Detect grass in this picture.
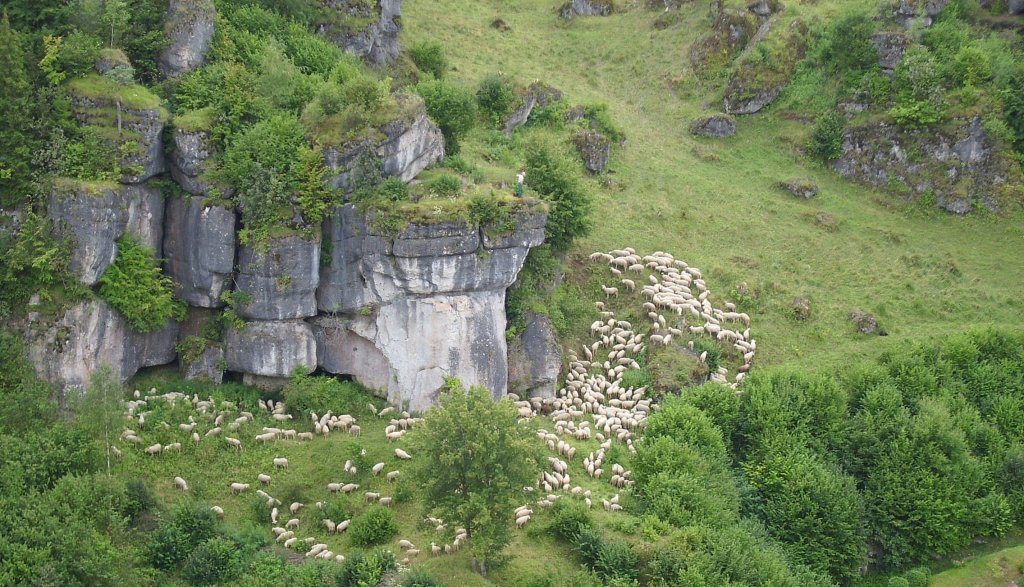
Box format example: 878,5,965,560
68,74,166,112
119,371,632,586
175,107,216,133
402,0,1024,374
929,545,1024,587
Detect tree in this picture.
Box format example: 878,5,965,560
74,364,126,477
523,138,593,251
102,0,130,48
0,14,36,207
409,379,539,575
414,79,477,153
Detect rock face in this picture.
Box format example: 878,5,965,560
560,0,614,18
235,234,321,321
833,117,1023,214
777,177,818,199
225,320,317,378
325,98,444,189
571,130,611,173
690,114,737,138
723,20,808,115
893,0,949,28
169,127,215,195
71,95,167,184
507,312,562,399
315,204,548,411
26,300,179,393
747,0,781,18
181,346,224,384
318,0,402,67
159,0,216,78
1010,0,1024,14
503,82,563,135
871,31,912,73
124,184,165,254
689,9,756,74
163,196,236,307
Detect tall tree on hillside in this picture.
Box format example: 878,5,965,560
410,380,540,575
74,365,126,477
0,14,36,207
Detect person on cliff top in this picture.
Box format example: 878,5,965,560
515,170,525,197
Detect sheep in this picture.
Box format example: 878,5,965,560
276,531,295,543
165,442,182,452
336,519,350,533
174,476,189,491
378,497,393,507
283,537,298,549
143,443,162,456
364,491,381,503
431,543,441,556
110,445,122,459
273,457,289,469
230,482,250,494
341,483,360,493
210,505,225,519
515,515,531,529
601,285,619,298
395,448,412,460
386,470,400,483
286,518,300,529
191,432,201,444
297,432,314,441
323,519,336,534
179,422,196,434
399,539,416,550
225,437,242,450
258,473,271,486
272,413,292,422
289,502,303,515
407,548,421,557
349,425,361,437
327,483,343,493
371,462,386,476
271,507,279,524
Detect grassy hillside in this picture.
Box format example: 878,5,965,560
402,0,1024,370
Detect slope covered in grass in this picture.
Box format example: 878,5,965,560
402,0,1024,370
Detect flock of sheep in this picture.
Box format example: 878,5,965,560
111,248,754,569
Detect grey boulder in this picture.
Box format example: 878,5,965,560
159,0,217,78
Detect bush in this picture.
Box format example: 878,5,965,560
904,567,930,587
807,112,845,161
282,373,370,419
348,506,399,547
887,577,910,587
409,41,447,79
817,12,877,77
376,176,410,202
468,193,512,229
98,235,186,333
426,173,462,197
334,549,397,587
548,500,593,540
123,479,155,520
415,79,478,153
477,74,518,126
401,568,443,587
340,74,390,113
184,537,241,586
523,138,593,251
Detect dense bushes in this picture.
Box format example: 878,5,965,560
476,74,518,126
183,536,242,585
409,41,448,79
282,372,375,418
523,138,593,251
807,112,845,161
98,235,186,333
348,506,399,547
334,549,397,587
414,79,478,152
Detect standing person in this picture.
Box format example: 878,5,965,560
515,170,525,197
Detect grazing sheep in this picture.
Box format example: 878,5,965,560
290,502,303,515
283,537,298,549
336,519,350,533
165,442,181,452
341,483,359,493
395,448,411,460
386,470,400,483
378,497,392,507
399,539,415,550
601,286,619,298
349,425,361,437
174,477,189,492
372,462,386,476
191,432,200,444
225,437,242,450
210,505,224,519
110,445,122,459
272,413,292,422
364,492,380,503
258,473,271,486
327,483,343,493
285,518,300,529
431,543,441,556
230,482,250,494
324,519,336,534
271,507,279,524
273,457,289,468
516,515,530,529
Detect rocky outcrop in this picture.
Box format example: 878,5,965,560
560,0,613,18
892,0,949,28
507,312,562,399
163,195,236,307
159,0,216,78
503,82,564,135
833,117,1023,214
318,0,402,67
235,234,321,321
689,9,756,74
723,20,807,115
181,346,224,384
49,182,164,286
747,0,781,19
1010,0,1024,14
871,31,912,73
690,114,737,138
70,94,167,184
224,320,317,379
314,203,548,411
777,177,818,199
26,299,179,393
170,126,215,195
325,98,444,189
571,130,611,173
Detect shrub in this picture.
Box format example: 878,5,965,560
903,567,930,587
98,235,186,333
817,12,877,77
184,537,241,586
415,79,478,153
334,549,397,587
807,112,845,161
409,41,447,79
282,373,370,418
341,74,390,113
548,500,593,540
887,578,910,587
468,193,512,230
401,568,443,587
426,173,462,197
376,177,410,202
476,74,518,126
348,506,399,547
951,45,992,87
123,479,155,520
524,138,593,251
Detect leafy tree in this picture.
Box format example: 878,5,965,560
808,112,845,162
414,79,478,153
818,12,878,78
523,138,593,251
476,74,517,126
1003,67,1024,152
745,445,867,583
409,41,447,79
0,332,55,433
102,0,130,48
98,234,186,332
0,14,36,206
410,379,540,575
73,365,126,477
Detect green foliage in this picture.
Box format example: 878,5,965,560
348,506,400,547
887,577,910,587
0,211,84,319
401,568,443,587
415,79,478,152
0,15,35,205
148,503,219,571
425,173,462,197
341,74,391,113
643,396,728,459
680,384,742,444
0,332,56,433
476,74,518,126
467,193,513,230
282,373,374,418
571,526,639,583
410,380,540,574
523,137,593,251
0,424,99,491
40,126,122,181
375,176,410,202
177,335,208,365
1003,68,1024,152
334,549,397,587
409,41,448,79
72,365,126,477
890,47,945,128
903,567,930,587
184,536,242,586
807,112,845,162
98,234,186,333
817,11,878,78
889,100,944,129
547,500,594,541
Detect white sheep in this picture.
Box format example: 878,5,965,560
289,502,303,515
210,505,225,519
515,515,530,529
143,443,162,456
379,497,393,507
395,448,411,460
285,518,300,529
372,462,386,476
230,482,250,494
225,437,242,450
258,473,271,486
336,519,350,533
349,425,361,436
174,476,189,491
386,470,400,483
